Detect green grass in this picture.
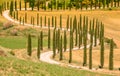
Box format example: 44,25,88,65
0,36,49,49
0,56,112,76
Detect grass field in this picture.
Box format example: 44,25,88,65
0,56,112,76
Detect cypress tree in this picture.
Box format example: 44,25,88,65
27,34,32,56
70,17,72,30
109,39,114,70
89,28,93,69
94,20,98,46
69,29,73,63
83,27,87,66
7,2,9,10
15,0,17,11
37,13,39,26
89,20,92,33
64,30,67,52
52,16,54,27
37,34,40,59
20,16,21,25
33,17,35,27
75,25,78,46
40,31,43,50
0,5,2,16
59,36,63,60
78,30,82,48
19,0,21,11
66,15,69,30
31,16,33,25
10,1,14,16
45,16,46,26
53,29,56,58
25,0,27,11
40,16,42,27
60,14,62,29
16,11,18,20
80,1,83,10
37,0,40,11
57,29,60,53
13,11,15,19
25,13,27,23
100,38,104,68
73,15,77,32
48,18,50,28
55,16,57,29
48,28,51,49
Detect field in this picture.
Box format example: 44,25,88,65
0,0,120,76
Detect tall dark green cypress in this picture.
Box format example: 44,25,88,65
37,13,39,26
37,34,40,59
40,31,43,50
109,39,114,70
27,34,32,56
23,17,24,25
83,21,87,66
57,29,60,53
20,16,21,24
10,1,13,16
45,16,46,26
55,16,57,29
48,18,50,28
16,11,18,20
69,29,73,63
64,30,67,52
25,13,27,23
25,0,27,10
48,28,51,49
66,15,69,30
89,27,93,69
94,19,98,46
60,14,62,29
53,29,56,58
15,0,17,11
37,0,40,11
75,25,78,46
0,5,2,16
59,36,63,60
100,38,104,68
52,16,54,27
33,17,35,27
19,0,21,11
40,16,42,27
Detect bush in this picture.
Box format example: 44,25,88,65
10,29,18,36
3,21,13,30
9,50,15,56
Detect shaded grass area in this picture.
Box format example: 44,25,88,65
0,56,112,76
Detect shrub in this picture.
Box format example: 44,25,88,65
10,29,18,36
9,50,15,56
3,21,13,30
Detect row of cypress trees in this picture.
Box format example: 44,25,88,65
27,14,114,70
1,0,119,15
